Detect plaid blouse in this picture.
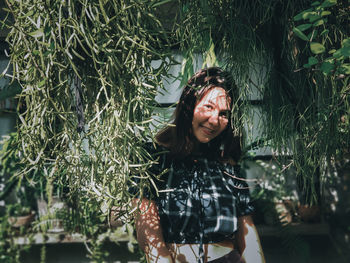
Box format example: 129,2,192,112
142,143,254,245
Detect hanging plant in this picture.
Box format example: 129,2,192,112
260,0,349,204
293,0,350,76
3,0,174,259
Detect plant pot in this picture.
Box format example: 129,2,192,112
36,197,66,232
298,204,321,223
110,206,127,228
263,201,292,226
37,198,48,218
8,211,35,228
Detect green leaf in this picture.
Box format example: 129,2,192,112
303,57,319,68
308,57,319,66
303,11,317,20
43,50,51,57
342,38,350,47
293,12,304,21
28,28,44,38
293,8,313,21
203,40,217,68
320,61,334,74
313,19,324,26
333,49,343,58
340,47,350,57
309,14,322,23
17,9,34,19
321,0,337,8
310,42,326,54
297,24,312,31
339,63,350,75
311,1,321,6
321,11,331,16
25,10,34,17
320,29,329,36
44,25,51,37
151,0,173,8
38,79,46,88
293,27,309,41
49,41,55,51
328,49,336,54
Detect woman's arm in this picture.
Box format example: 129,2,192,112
236,215,266,263
133,198,174,263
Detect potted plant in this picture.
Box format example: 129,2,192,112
1,133,39,231
7,203,35,228
247,158,299,226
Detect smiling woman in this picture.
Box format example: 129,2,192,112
133,67,265,263
155,67,240,160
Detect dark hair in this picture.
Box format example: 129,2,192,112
155,67,242,162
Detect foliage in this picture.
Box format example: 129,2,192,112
0,133,38,221
247,157,297,225
0,208,32,263
293,0,350,75
293,0,349,203
4,0,172,222
3,0,174,260
7,203,31,217
0,133,35,261
263,0,349,203
251,159,297,201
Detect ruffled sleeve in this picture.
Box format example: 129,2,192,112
223,164,255,217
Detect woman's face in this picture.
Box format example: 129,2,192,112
192,87,231,143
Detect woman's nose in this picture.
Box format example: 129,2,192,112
208,111,219,126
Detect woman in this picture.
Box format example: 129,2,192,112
133,67,265,263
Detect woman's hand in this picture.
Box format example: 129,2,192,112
236,215,266,263
133,198,174,263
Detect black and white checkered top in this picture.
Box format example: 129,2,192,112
142,143,254,245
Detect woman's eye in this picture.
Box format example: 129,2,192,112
204,104,213,110
220,111,229,118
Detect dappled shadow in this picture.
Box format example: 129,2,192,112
134,198,173,262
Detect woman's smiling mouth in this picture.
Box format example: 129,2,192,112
201,125,215,135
